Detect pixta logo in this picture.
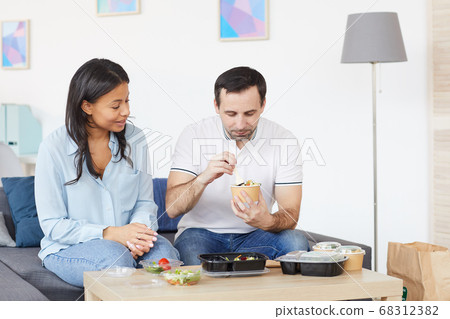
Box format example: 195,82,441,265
191,138,326,167
127,128,173,175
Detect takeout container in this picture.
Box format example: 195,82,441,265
102,266,135,277
336,245,365,271
276,251,348,277
275,251,306,275
312,241,341,252
127,276,163,288
231,184,260,202
198,252,268,272
162,269,202,286
299,251,348,277
139,259,183,275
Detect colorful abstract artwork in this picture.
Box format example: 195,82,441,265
219,0,268,41
1,20,29,69
97,0,140,16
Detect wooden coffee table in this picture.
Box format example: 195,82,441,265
83,266,402,301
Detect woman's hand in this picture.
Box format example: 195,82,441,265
103,223,158,259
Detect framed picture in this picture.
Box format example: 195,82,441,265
219,0,269,41
1,20,30,69
97,0,140,17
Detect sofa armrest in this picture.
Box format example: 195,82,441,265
300,230,372,270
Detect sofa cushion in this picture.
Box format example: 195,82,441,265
0,187,15,239
0,261,49,301
1,177,44,247
159,231,175,244
0,247,83,301
153,178,182,232
0,212,15,247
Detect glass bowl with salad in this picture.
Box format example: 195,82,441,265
140,258,183,275
162,269,202,286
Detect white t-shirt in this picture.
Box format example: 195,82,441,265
171,116,302,239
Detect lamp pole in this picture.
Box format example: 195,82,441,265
372,62,378,272
341,12,407,273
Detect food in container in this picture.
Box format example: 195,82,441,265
275,251,307,275
298,251,348,277
241,180,260,186
336,245,365,271
198,252,268,272
231,180,261,202
312,241,341,252
163,269,201,286
140,258,183,275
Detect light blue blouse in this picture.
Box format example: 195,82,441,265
35,124,157,261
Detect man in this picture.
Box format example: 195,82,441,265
166,66,309,265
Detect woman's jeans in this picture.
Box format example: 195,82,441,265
174,228,310,265
43,236,179,287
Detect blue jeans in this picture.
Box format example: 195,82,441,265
43,236,179,287
174,228,310,265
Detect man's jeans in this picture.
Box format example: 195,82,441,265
43,236,179,287
174,228,310,265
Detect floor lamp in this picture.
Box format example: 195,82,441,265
341,12,407,271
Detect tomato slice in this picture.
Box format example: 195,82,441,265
158,258,171,271
158,258,169,265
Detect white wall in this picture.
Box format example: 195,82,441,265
0,0,429,273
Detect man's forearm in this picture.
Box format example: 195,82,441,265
264,209,299,233
165,177,207,218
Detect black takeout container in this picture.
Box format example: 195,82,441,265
198,252,268,272
276,251,306,275
299,257,348,277
277,251,348,276
279,260,301,275
279,257,348,276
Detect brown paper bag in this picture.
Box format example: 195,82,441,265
387,242,450,301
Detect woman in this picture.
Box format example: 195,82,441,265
35,58,179,287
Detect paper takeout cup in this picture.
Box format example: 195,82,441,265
231,184,260,202
337,246,365,271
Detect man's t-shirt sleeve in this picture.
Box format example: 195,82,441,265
170,125,200,177
274,136,303,186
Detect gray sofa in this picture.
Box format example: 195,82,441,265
0,180,372,301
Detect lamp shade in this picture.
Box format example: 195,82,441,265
341,12,407,63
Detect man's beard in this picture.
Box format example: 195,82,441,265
226,127,256,141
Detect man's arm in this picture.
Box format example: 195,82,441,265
166,152,237,218
165,171,206,218
230,185,302,232
270,185,302,232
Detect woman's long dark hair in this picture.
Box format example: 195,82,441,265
65,58,131,185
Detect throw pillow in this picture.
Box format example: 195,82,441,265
0,212,15,247
1,176,44,247
153,178,182,232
